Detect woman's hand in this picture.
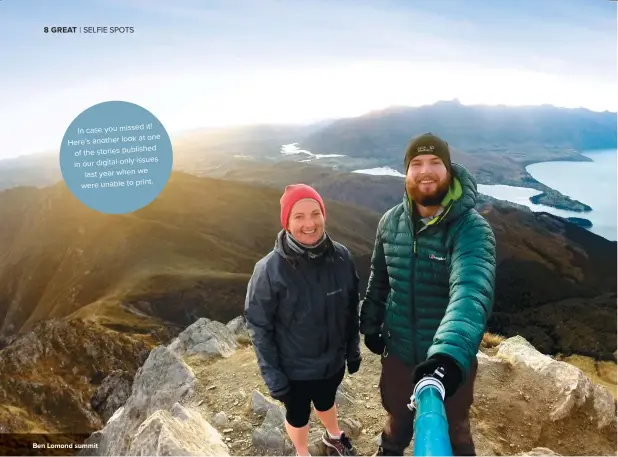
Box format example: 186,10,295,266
271,388,293,405
347,358,361,375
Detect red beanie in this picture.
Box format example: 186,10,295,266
280,184,326,230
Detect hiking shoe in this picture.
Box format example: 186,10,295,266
322,431,357,456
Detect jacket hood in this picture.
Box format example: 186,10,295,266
274,229,289,258
404,162,478,224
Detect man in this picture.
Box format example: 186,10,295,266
360,132,497,456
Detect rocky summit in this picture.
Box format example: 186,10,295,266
76,316,617,457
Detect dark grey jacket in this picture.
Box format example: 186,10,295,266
244,229,361,396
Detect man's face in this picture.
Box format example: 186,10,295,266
405,154,451,206
287,198,325,245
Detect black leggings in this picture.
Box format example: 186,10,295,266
283,365,346,428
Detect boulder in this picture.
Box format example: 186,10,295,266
250,390,281,416
78,345,197,455
90,370,132,422
169,318,238,359
473,336,617,456
226,316,251,343
496,335,615,427
127,403,229,456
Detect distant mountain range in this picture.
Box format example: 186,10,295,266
3,101,614,214
299,100,617,160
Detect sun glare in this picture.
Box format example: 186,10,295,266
0,60,612,159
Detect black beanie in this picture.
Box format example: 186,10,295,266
404,132,452,174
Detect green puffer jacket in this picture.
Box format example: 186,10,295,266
359,163,496,383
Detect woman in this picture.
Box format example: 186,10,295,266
244,183,361,456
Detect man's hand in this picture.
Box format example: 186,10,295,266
364,333,385,355
347,358,361,375
411,354,463,398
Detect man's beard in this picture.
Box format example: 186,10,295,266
406,173,451,207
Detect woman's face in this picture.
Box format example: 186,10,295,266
288,198,325,246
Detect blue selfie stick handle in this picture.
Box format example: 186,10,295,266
407,376,453,456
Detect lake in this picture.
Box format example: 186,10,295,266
524,149,617,241
477,149,616,241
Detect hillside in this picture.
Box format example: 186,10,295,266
214,160,405,214
477,204,616,358
0,153,61,191
0,172,380,340
0,318,154,436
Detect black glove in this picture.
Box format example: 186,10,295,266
411,354,463,399
271,388,292,405
364,333,385,355
347,358,361,375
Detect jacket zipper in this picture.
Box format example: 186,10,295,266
409,202,452,363
406,197,418,363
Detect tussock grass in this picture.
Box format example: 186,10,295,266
481,332,506,348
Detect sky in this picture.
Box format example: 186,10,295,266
0,0,615,159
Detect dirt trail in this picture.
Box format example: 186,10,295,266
184,342,617,456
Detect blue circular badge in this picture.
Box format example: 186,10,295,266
59,101,173,214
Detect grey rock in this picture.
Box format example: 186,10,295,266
252,426,294,455
308,429,327,456
251,390,281,416
90,370,132,422
496,336,616,427
262,406,285,429
76,431,103,456
212,411,228,428
79,345,197,455
226,316,250,342
127,403,229,456
170,318,238,359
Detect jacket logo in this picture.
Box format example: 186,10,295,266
326,289,342,296
429,254,446,261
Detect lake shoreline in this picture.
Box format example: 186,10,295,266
478,151,599,212
521,149,613,212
